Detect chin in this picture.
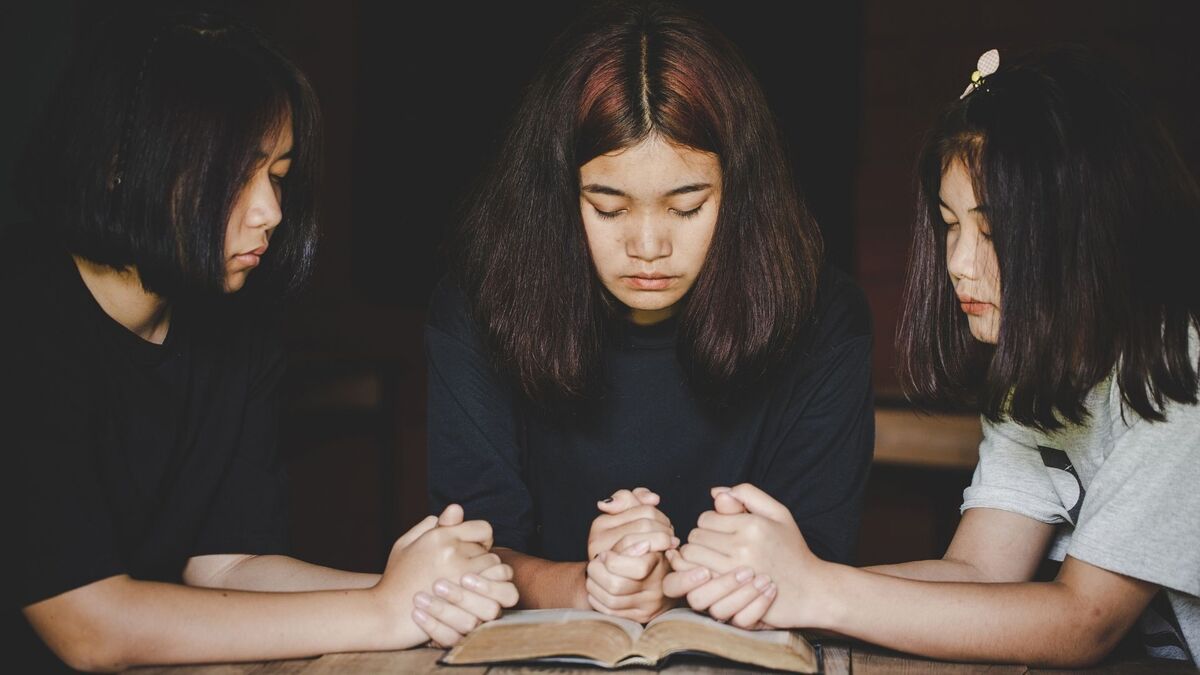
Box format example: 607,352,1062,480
615,292,682,312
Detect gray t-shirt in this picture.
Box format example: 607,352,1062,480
961,332,1200,663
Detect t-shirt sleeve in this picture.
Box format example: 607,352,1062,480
425,280,534,552
191,328,288,557
6,339,125,607
1066,396,1200,597
751,332,875,565
960,419,1071,524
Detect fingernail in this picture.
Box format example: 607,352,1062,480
631,541,650,555
691,567,710,582
735,568,753,583
600,497,613,503
462,574,483,590
433,580,450,596
413,608,430,622
671,536,680,548
766,583,778,598
754,575,771,591
598,551,608,562
414,592,432,609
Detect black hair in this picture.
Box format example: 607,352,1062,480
19,10,321,300
454,1,822,406
897,46,1200,430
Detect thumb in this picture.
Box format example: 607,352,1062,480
394,514,438,550
727,484,792,522
597,489,640,514
713,490,747,515
438,503,465,526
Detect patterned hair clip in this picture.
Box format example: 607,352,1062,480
960,49,1000,99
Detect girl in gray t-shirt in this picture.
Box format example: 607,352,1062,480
657,46,1200,667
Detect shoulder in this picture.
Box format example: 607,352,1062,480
802,265,873,356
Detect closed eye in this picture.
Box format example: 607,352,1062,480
671,204,704,219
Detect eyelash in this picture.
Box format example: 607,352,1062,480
593,205,704,219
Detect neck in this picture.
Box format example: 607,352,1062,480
72,255,172,344
628,304,678,326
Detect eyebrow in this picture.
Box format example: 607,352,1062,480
937,198,986,214
581,182,713,198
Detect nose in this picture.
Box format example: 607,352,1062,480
946,226,978,282
625,211,671,262
243,172,283,233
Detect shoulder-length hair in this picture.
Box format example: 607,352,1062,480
19,10,321,300
897,46,1200,430
454,1,822,405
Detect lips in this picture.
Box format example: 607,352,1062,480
231,244,268,270
956,293,990,316
624,273,675,291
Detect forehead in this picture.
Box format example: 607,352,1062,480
580,136,719,193
938,158,977,210
260,115,294,157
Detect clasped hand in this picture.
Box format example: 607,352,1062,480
585,487,680,624
661,484,822,630
375,503,519,648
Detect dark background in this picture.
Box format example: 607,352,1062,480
4,1,1198,573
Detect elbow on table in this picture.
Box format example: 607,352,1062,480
42,626,129,673
1031,614,1128,669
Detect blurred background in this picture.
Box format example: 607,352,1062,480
3,0,1198,572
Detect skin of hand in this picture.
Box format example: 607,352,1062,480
376,504,519,648
585,487,681,623
672,484,817,628
663,486,777,629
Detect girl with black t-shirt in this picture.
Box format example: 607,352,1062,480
5,12,514,671
427,2,874,625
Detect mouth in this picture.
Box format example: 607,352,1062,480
623,273,676,291
957,294,991,317
231,244,268,269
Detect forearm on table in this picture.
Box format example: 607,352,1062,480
185,554,380,592
25,575,411,672
863,557,990,582
814,563,1136,667
496,548,588,609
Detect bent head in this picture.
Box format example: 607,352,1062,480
580,136,720,325
898,46,1200,429
23,11,321,300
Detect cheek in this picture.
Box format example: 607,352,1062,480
581,217,621,275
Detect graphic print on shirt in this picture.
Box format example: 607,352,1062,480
1139,593,1194,662
1038,446,1085,524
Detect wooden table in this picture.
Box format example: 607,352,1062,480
130,642,1198,674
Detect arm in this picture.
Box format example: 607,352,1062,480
183,554,378,591
24,574,416,673
24,512,507,672
813,554,1155,667
678,484,1156,668
864,507,1057,582
498,548,589,609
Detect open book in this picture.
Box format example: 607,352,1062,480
441,608,820,672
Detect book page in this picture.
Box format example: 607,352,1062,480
635,608,818,672
441,609,646,667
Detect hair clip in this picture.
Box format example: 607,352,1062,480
960,49,1000,99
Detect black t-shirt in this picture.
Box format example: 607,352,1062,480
426,267,874,564
2,247,288,670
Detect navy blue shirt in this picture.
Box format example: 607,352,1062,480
426,267,874,564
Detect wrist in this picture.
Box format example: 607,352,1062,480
367,584,425,650
802,560,851,632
